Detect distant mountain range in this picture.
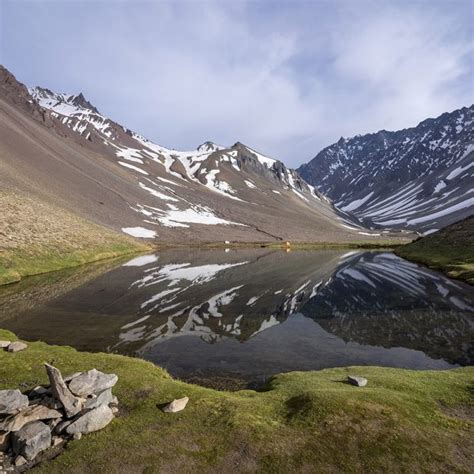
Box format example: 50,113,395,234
298,106,474,234
0,65,380,244
1,64,472,242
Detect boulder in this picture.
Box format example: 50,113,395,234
0,431,10,452
66,405,114,435
161,397,189,413
0,341,11,349
347,376,368,387
68,369,118,397
44,363,83,418
0,404,62,432
84,388,113,410
0,389,29,415
7,341,27,353
12,421,51,461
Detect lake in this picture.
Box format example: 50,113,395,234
0,249,472,388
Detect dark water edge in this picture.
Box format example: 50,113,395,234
0,249,472,389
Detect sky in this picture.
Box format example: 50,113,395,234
1,0,473,167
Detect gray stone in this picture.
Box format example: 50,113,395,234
0,341,11,349
63,372,82,383
54,420,72,435
111,407,119,415
110,396,119,406
72,432,82,440
12,421,51,461
68,369,118,397
162,396,189,413
0,390,29,415
51,436,63,447
0,431,10,452
84,389,113,410
0,404,62,432
44,363,83,418
29,386,49,398
66,405,114,435
347,376,368,387
14,455,27,467
6,342,27,353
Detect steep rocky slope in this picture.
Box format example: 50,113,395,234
0,65,385,244
298,106,474,233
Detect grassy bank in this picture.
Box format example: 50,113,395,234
395,217,474,284
0,329,472,473
0,192,149,285
156,238,412,251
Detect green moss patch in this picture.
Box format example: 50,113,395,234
0,329,472,473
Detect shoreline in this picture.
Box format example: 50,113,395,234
0,238,411,288
0,328,472,472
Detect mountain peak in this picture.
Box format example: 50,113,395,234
197,141,223,152
71,92,100,114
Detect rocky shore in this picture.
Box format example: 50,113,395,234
0,364,119,472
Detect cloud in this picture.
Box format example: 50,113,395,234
1,0,472,166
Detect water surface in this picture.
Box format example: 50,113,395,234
0,249,472,386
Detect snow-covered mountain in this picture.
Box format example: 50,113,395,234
298,106,474,234
1,65,384,244
28,85,352,239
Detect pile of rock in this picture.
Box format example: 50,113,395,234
0,340,28,353
0,364,119,471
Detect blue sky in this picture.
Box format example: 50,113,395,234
1,0,473,166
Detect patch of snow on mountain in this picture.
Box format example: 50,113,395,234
118,161,148,175
122,226,156,238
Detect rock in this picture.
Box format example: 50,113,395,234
29,386,49,398
54,420,72,434
64,372,82,383
6,342,27,353
44,363,83,418
84,388,113,410
72,432,82,440
0,390,29,415
110,396,119,406
0,341,11,349
12,421,51,461
347,376,368,387
66,405,114,435
51,436,63,447
0,404,62,432
68,369,118,397
0,431,10,452
111,407,119,415
14,455,27,467
161,397,189,413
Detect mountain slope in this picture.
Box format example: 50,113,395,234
0,65,386,244
395,216,474,283
298,106,474,233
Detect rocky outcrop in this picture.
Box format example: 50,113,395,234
0,364,119,471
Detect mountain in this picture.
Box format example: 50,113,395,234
298,106,474,234
395,216,474,283
0,65,387,244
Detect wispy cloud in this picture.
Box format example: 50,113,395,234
1,0,472,166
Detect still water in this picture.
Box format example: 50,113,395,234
0,249,472,386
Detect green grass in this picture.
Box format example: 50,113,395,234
395,217,474,284
0,328,472,473
0,242,148,286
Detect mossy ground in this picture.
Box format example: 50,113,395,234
0,192,149,285
0,329,472,473
395,217,474,284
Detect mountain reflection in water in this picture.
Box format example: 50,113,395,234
0,249,472,383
